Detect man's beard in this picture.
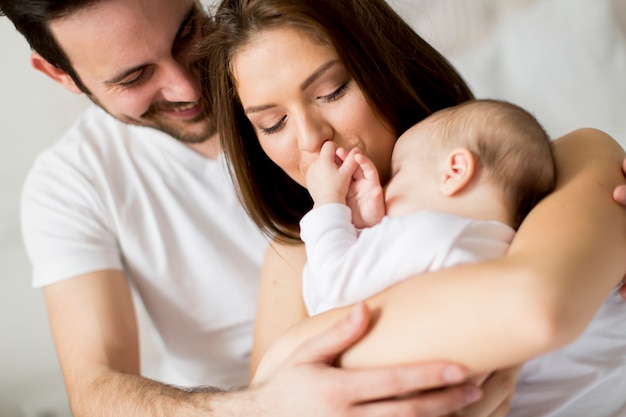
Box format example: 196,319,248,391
87,94,217,144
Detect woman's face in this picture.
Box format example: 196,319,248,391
232,27,397,187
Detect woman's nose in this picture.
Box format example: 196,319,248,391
295,111,333,153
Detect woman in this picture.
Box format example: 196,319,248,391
202,0,626,415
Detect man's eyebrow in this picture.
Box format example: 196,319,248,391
103,4,196,86
244,60,339,114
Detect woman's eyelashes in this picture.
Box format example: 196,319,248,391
260,115,287,135
257,80,351,135
318,80,350,103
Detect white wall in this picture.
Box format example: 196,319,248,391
0,16,89,417
395,0,626,143
0,0,624,416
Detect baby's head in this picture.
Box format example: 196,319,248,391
385,99,556,229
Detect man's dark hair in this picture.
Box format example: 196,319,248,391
0,0,98,91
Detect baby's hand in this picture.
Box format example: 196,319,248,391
306,142,359,206
336,148,385,228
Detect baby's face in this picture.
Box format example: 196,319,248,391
384,123,440,217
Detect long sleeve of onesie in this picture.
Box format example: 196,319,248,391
300,203,513,315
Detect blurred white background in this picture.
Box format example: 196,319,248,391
0,15,89,417
1,0,624,416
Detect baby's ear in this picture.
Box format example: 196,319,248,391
440,148,475,196
30,52,82,94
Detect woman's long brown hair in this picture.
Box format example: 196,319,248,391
200,0,474,243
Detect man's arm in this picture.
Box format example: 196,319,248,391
47,270,481,417
45,270,213,416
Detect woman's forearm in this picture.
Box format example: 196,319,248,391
268,128,626,376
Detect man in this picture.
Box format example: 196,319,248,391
0,0,539,415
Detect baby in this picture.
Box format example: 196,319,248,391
301,99,556,315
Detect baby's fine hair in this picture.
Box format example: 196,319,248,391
429,99,556,229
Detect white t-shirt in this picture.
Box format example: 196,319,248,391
21,106,269,389
300,203,514,315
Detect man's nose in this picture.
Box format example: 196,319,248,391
159,59,201,104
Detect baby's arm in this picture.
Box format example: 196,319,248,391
301,145,386,313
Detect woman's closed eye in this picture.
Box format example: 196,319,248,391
257,81,351,135
318,80,350,103
260,115,287,135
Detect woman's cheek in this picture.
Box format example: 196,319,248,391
260,140,306,185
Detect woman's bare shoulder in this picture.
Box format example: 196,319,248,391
263,239,307,275
553,127,622,147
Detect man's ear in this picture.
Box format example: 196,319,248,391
30,52,82,94
441,148,475,196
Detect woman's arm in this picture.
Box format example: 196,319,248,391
260,128,626,376
250,242,309,375
250,244,496,416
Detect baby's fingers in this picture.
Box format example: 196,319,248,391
338,148,361,176
320,141,339,162
354,152,381,186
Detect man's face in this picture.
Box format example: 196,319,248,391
49,0,214,143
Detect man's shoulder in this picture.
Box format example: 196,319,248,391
35,106,168,165
63,105,162,145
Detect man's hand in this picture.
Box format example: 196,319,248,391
460,365,521,417
612,157,626,205
249,304,482,417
